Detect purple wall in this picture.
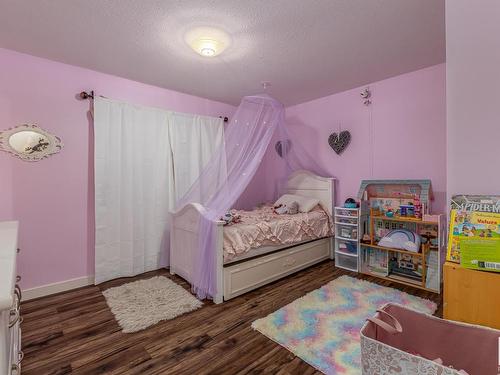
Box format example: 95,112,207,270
0,48,235,289
242,64,447,213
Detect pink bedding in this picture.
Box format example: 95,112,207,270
223,205,332,262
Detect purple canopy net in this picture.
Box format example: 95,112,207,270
175,94,329,300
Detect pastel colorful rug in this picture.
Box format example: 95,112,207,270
252,275,436,374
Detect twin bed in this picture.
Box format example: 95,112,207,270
170,170,335,303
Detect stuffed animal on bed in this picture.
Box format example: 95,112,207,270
273,201,299,215
221,211,242,226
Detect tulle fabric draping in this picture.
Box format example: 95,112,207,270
174,94,327,299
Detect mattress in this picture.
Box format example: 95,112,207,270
223,204,332,262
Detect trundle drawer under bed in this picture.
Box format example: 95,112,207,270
223,238,331,300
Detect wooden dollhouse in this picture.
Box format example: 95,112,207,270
356,180,446,293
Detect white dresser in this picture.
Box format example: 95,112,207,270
0,221,22,375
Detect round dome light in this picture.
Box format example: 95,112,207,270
200,47,216,56
197,39,218,56
185,27,231,57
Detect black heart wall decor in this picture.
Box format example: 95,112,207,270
275,139,292,157
328,131,351,155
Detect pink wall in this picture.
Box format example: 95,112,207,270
446,0,500,200
0,48,234,289
0,84,14,220
243,64,447,213
1,46,446,290
0,157,13,220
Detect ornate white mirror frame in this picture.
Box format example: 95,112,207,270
0,124,63,161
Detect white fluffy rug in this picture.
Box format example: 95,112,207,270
102,276,203,333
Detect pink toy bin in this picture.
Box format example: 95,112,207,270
360,303,500,375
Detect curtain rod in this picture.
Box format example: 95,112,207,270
79,90,94,100
78,91,229,123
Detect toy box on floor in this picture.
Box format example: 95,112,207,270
361,303,500,375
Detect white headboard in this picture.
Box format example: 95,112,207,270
286,170,335,216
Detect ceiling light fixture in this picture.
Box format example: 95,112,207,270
197,39,218,57
185,27,231,58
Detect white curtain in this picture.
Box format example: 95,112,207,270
94,97,223,284
168,113,224,202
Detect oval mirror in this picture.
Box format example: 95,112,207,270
0,124,63,161
8,131,50,154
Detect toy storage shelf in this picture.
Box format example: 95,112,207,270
334,206,367,272
359,210,444,293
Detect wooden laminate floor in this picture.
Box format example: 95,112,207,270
20,261,442,375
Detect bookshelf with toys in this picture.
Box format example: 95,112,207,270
356,180,446,293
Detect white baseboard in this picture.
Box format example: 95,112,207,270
22,275,95,301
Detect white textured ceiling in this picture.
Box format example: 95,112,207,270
0,0,445,106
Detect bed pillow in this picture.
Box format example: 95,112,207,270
274,194,320,213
